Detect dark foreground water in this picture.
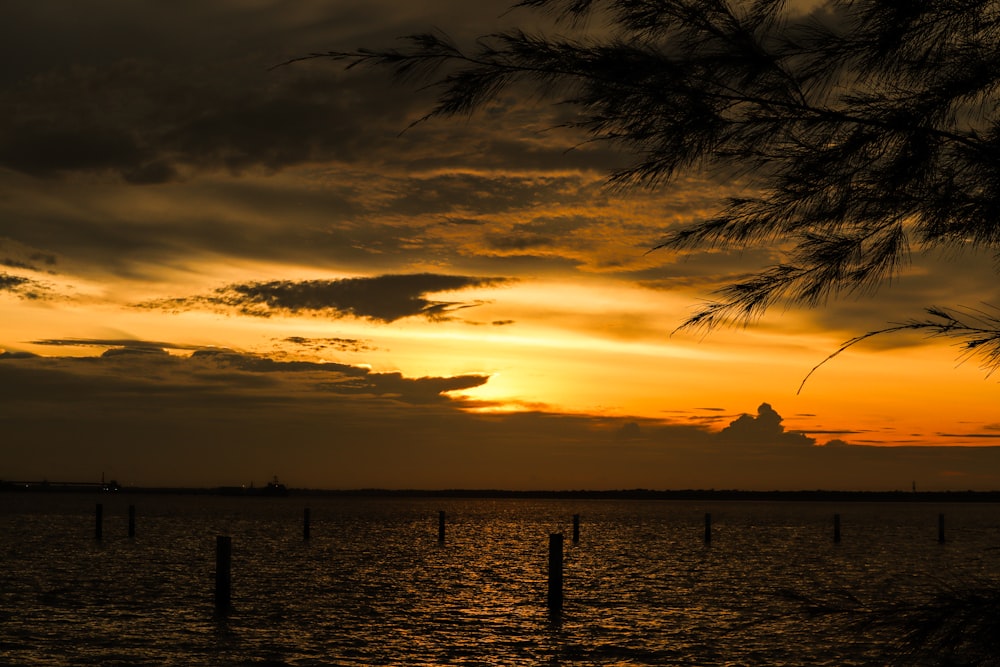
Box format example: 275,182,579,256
2,494,999,666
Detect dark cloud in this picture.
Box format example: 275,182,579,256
485,215,591,253
2,1,998,492
187,348,369,380
0,120,159,182
0,0,910,304
0,345,484,410
0,0,610,186
379,173,600,219
144,274,511,322
0,272,48,300
0,273,29,291
0,350,38,359
30,338,207,352
0,345,500,486
2,250,56,272
0,0,443,184
336,371,489,404
281,336,376,353
2,351,999,490
718,402,816,447
0,12,661,282
0,177,378,279
0,67,380,183
100,346,171,359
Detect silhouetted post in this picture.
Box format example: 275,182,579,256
547,533,564,614
572,514,580,543
938,513,945,544
128,504,136,538
704,513,711,543
95,503,103,540
215,536,232,614
303,508,311,541
438,510,446,543
833,514,841,543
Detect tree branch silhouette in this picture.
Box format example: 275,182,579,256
798,305,1000,394
292,0,1000,377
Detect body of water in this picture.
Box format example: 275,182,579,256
2,494,999,665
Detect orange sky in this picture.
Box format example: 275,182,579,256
2,0,999,490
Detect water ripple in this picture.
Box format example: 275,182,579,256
3,496,999,665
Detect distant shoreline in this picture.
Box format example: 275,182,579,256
3,482,1000,502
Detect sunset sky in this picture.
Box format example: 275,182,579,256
3,0,1000,491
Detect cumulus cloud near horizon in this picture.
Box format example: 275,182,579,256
719,402,817,447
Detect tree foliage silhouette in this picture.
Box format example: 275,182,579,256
295,0,1000,374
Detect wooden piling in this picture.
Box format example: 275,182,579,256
572,514,580,543
215,535,232,614
938,513,945,544
438,510,446,543
833,513,841,543
547,533,564,614
128,504,135,538
704,513,711,543
303,507,311,541
95,503,103,540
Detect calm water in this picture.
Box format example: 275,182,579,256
2,494,999,666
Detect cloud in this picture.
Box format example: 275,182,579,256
2,350,1000,490
0,344,485,411
2,248,57,272
0,5,611,186
0,20,428,183
142,274,511,322
0,343,502,487
484,215,593,253
0,273,29,291
616,421,642,440
3,0,989,327
718,402,816,447
938,432,1000,440
30,338,208,352
281,336,377,353
2,1,1000,493
0,117,167,183
0,272,50,300
0,350,38,359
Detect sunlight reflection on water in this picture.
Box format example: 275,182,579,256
2,495,999,665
